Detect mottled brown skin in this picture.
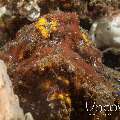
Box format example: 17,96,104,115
0,12,119,120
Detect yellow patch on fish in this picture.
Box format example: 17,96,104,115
35,17,59,39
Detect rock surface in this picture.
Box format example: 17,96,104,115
0,59,34,120
0,60,24,120
89,11,120,49
89,11,120,71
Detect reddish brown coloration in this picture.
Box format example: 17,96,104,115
0,12,119,120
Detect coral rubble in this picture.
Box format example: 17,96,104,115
0,12,119,120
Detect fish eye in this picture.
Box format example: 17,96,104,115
94,33,96,38
106,27,110,30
